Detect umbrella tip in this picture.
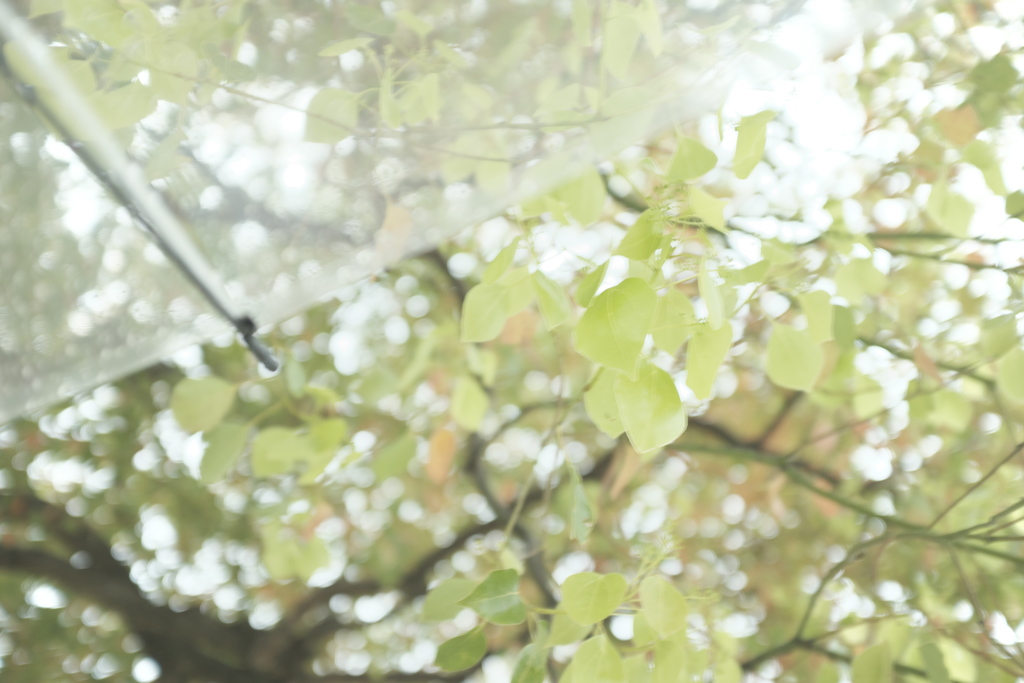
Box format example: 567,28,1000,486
235,316,280,372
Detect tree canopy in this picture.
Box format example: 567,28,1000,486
5,1,1024,683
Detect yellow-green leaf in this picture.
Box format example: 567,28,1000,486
667,137,717,181
734,110,775,179
574,278,657,378
573,636,625,683
532,272,572,329
639,576,688,638
435,627,486,671
699,258,725,330
614,362,688,454
458,569,526,625
422,578,475,621
798,291,834,343
561,572,627,625
576,261,609,307
766,324,824,391
997,347,1024,403
686,323,733,400
615,209,663,260
251,427,316,477
553,168,606,226
171,377,236,433
584,370,624,438
452,376,488,431
926,180,974,237
852,643,892,683
602,3,640,81
318,37,374,56
461,283,509,342
651,288,696,354
688,186,727,233
199,422,248,484
306,88,360,143
547,613,592,646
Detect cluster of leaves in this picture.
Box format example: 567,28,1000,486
10,2,1024,683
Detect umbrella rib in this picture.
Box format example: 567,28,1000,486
0,0,278,371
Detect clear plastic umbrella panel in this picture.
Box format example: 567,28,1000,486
0,0,904,423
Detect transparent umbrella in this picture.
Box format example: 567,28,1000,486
0,0,903,422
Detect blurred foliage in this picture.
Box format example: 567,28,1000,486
5,1,1024,683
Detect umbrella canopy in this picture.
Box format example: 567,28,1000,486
0,0,899,423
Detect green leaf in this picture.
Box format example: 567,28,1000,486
970,54,1018,94
251,427,316,477
422,578,476,621
379,71,402,128
635,0,663,56
835,259,886,302
926,180,974,237
981,314,1018,359
851,643,892,683
372,432,417,479
584,370,625,438
29,0,62,17
686,323,733,400
602,3,641,81
651,288,695,354
666,136,717,181
714,659,742,683
997,347,1024,403
571,0,593,46
570,478,595,543
615,209,663,260
733,110,775,179
561,572,627,625
532,272,572,329
919,642,951,683
461,283,509,342
798,291,834,343
395,9,433,37
699,258,724,330
452,375,488,431
348,4,396,35
458,569,526,625
511,644,547,683
853,375,884,419
498,267,536,316
483,238,521,284
576,261,609,307
632,611,657,646
573,636,625,683
652,639,686,683
435,627,486,671
766,324,824,391
962,140,1007,195
639,576,688,638
614,362,688,454
93,83,156,129
574,278,657,378
927,391,972,433
553,168,606,226
203,45,257,81
305,88,359,142
623,655,652,683
309,418,347,452
171,377,236,433
688,186,727,233
318,37,374,56
547,613,592,646
1006,190,1024,218
199,422,248,484
150,42,197,103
